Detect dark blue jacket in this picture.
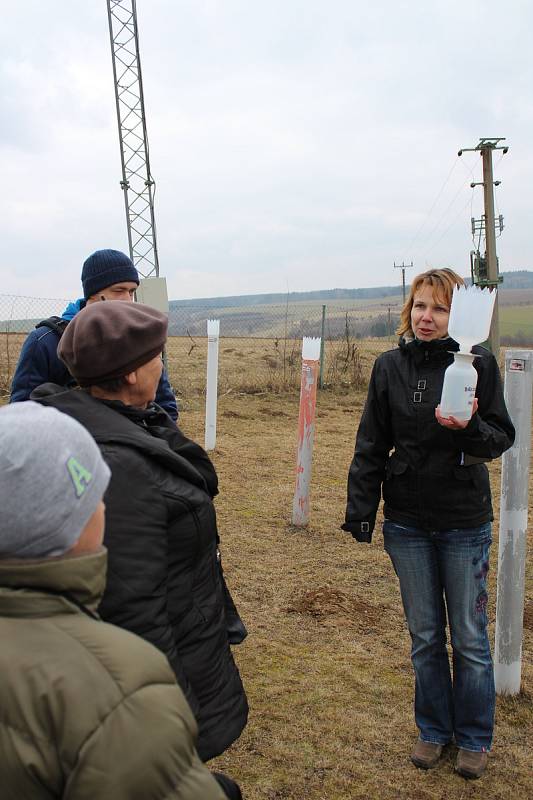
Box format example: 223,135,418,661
9,299,178,421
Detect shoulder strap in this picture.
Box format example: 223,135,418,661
35,317,69,338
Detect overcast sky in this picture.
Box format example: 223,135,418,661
1,0,532,301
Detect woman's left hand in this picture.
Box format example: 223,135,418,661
435,398,478,430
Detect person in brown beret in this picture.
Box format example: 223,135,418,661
33,301,248,766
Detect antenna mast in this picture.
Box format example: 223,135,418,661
106,0,159,278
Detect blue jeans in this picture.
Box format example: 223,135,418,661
383,520,495,752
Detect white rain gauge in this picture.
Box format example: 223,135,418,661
439,285,497,420
205,319,220,451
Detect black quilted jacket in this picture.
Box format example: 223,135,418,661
34,384,248,762
343,337,515,541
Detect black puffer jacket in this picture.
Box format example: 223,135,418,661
34,385,248,762
343,337,515,541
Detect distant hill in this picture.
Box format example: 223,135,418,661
496,270,533,289
170,270,533,308
170,284,403,309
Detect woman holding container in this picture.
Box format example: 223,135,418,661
342,268,514,779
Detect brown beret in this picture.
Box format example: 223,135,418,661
58,301,168,387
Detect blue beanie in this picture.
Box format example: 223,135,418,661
81,249,139,300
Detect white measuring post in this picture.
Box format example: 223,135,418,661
205,319,220,451
292,337,321,526
494,350,532,695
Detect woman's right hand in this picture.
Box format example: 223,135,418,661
435,398,478,430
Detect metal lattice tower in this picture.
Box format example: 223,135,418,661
107,0,159,278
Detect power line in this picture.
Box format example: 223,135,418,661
404,156,460,255
412,178,472,259
424,192,475,261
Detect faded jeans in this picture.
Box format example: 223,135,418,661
383,520,495,752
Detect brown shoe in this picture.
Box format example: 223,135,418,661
411,739,443,769
455,748,488,779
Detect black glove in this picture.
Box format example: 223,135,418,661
212,772,243,800
219,553,248,645
341,520,373,543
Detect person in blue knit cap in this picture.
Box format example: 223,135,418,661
9,249,178,420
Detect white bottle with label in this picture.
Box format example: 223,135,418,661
439,285,496,421
439,352,477,421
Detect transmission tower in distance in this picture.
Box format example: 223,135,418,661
106,0,159,278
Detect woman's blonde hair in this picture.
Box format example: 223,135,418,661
397,267,465,337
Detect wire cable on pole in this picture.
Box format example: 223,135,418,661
412,177,473,260
404,156,460,256
423,191,475,262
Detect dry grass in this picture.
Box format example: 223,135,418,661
165,336,391,401
0,332,25,396
1,331,532,798
178,391,533,800
0,333,394,400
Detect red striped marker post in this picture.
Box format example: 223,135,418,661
292,337,321,526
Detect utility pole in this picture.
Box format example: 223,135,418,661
107,0,159,278
394,261,414,304
459,138,508,354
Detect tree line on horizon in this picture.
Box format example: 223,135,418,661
170,270,533,309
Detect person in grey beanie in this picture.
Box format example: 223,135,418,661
9,248,178,420
0,401,240,800
1,402,110,559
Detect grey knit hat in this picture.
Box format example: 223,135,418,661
81,249,139,300
0,402,110,559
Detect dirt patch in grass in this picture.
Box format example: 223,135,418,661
286,587,389,634
223,410,252,420
258,407,290,418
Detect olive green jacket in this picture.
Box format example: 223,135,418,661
0,550,226,800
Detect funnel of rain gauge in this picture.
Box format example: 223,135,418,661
439,285,496,421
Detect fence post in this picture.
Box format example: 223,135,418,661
319,305,326,389
292,337,321,526
494,350,532,695
204,319,220,451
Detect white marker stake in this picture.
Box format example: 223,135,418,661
494,350,532,695
205,319,220,451
292,337,321,526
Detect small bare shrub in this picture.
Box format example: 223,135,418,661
324,314,365,389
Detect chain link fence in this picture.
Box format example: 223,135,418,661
5,292,529,401
165,300,400,399
0,293,402,399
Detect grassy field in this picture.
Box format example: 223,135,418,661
176,390,533,800
0,333,394,398
0,333,532,798
500,306,533,340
